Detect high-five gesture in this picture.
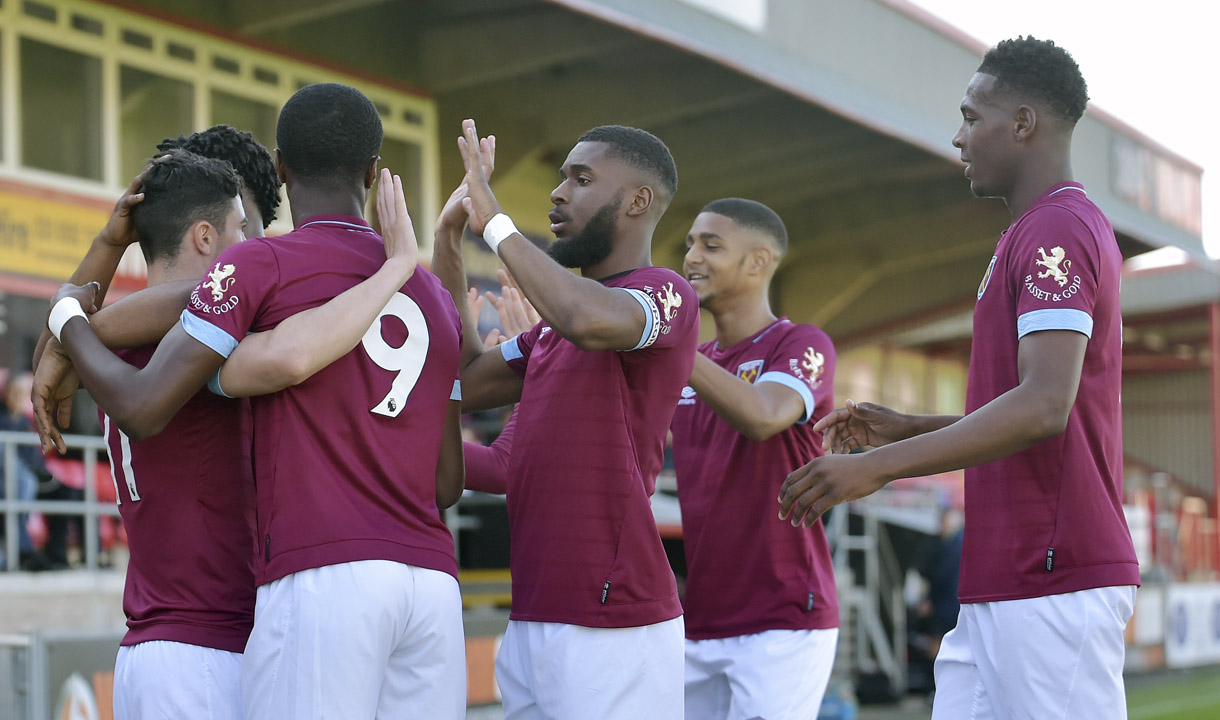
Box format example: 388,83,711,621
374,168,418,280
457,119,504,237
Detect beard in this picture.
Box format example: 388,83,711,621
547,195,621,269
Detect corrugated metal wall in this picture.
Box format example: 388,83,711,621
1122,370,1215,495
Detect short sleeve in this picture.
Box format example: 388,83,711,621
757,325,836,424
1007,207,1100,340
616,268,698,352
501,322,545,377
183,240,279,358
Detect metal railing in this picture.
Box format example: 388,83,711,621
0,430,119,572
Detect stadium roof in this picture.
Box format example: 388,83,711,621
121,0,1206,343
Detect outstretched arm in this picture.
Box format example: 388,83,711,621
463,407,516,496
687,354,807,442
779,330,1086,527
39,283,224,446
456,119,649,352
216,170,419,397
813,400,961,455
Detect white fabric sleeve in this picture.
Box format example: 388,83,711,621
757,371,816,424
620,288,660,351
1017,308,1093,339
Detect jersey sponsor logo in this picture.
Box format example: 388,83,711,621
203,262,237,301
791,347,826,389
977,255,997,299
736,359,764,383
1034,246,1072,287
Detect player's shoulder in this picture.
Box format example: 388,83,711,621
771,319,834,352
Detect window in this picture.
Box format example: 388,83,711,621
211,90,278,155
20,37,103,180
120,66,194,182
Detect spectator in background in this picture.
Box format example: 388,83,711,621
0,369,61,570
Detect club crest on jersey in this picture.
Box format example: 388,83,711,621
792,347,825,389
656,282,682,323
736,359,764,383
1035,246,1072,287
203,262,237,301
977,255,997,300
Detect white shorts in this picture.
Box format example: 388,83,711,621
496,617,684,720
241,560,465,720
932,585,1136,720
684,628,838,720
114,640,242,720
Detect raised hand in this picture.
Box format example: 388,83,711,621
490,268,540,337
49,281,101,318
812,399,911,454
97,168,148,248
457,119,503,236
31,338,79,454
438,127,495,237
374,168,418,280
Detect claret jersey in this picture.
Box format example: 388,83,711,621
963,183,1138,602
499,267,698,628
671,318,840,639
183,215,462,585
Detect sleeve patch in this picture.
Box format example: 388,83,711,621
622,288,661,351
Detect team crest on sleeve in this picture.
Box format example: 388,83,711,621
736,359,764,383
791,347,825,389
656,282,683,325
204,262,237,301
977,256,997,300
1025,246,1081,302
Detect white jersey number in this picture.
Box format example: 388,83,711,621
360,292,430,418
102,415,140,504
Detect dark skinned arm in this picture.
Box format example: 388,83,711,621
435,400,465,509
779,330,1087,526
456,119,649,352
42,282,224,443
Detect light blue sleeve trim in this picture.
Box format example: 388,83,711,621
621,288,660,351
758,371,816,424
500,336,523,362
1017,308,1093,339
207,370,233,398
180,310,239,358
450,380,462,401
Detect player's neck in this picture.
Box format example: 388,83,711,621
711,294,777,348
287,185,367,227
147,258,204,288
1006,151,1074,221
582,235,653,281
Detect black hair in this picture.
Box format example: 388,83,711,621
701,197,788,254
978,36,1089,124
158,125,280,225
577,125,678,199
276,83,383,189
132,148,242,264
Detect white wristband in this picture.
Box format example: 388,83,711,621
49,297,89,341
482,213,519,254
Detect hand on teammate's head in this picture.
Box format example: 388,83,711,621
97,169,149,248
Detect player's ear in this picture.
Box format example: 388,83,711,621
1014,104,1036,142
749,246,773,276
364,155,380,190
273,149,288,184
189,220,214,257
626,185,653,217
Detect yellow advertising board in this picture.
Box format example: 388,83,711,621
0,181,146,289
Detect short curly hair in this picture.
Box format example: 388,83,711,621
133,148,242,265
158,125,280,225
978,36,1089,124
577,125,678,200
276,83,382,191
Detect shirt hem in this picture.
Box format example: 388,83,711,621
685,615,841,641
959,562,1141,604
509,597,683,629
257,540,458,586
121,623,251,653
